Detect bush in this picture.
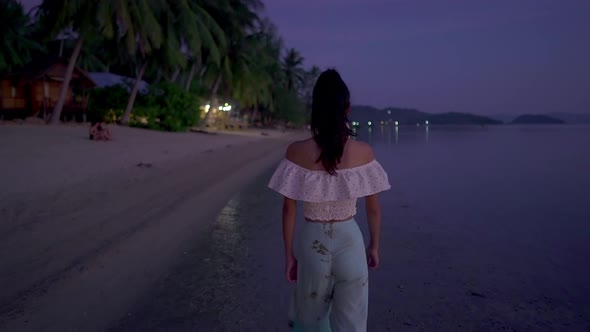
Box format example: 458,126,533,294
87,85,129,123
273,87,306,127
133,83,200,132
129,106,160,130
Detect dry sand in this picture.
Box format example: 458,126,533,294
0,123,307,331
0,123,292,196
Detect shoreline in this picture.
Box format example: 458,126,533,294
111,167,292,331
0,124,308,331
1,124,588,330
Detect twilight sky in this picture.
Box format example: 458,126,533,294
20,0,590,114
264,0,590,114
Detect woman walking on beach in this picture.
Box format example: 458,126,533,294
268,69,390,331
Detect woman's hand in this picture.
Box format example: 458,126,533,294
366,246,380,270
364,194,381,270
285,255,298,282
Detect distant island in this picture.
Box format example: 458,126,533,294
490,112,589,124
511,114,565,124
547,112,590,124
350,105,502,126
349,106,588,126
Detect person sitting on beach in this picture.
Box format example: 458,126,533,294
268,69,391,331
89,121,112,141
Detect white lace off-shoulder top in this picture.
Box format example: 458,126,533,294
268,158,391,221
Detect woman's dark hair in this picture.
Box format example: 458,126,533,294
311,69,355,175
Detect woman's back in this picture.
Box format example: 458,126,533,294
285,138,374,172
268,69,389,332
269,138,389,222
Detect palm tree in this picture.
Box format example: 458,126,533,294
0,0,43,72
231,19,283,121
299,65,321,122
151,0,190,85
147,0,226,90
198,0,263,129
53,33,108,72
100,0,226,124
183,0,228,89
301,65,321,101
37,0,163,124
306,66,322,87
283,48,305,92
96,0,164,124
36,0,99,124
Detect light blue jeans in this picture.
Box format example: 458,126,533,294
289,218,368,332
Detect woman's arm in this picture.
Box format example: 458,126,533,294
282,197,297,282
282,197,297,257
365,193,381,269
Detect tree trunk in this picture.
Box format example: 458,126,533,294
198,73,222,129
185,62,197,92
153,69,163,84
49,36,84,124
58,39,64,57
169,66,180,83
198,65,207,84
120,61,148,125
252,107,258,125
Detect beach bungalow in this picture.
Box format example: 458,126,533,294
88,72,149,94
0,58,96,121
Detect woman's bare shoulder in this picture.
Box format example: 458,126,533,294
348,139,375,163
286,138,315,163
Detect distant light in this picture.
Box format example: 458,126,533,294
416,123,420,126
425,120,429,125
218,106,223,110
225,102,229,106
387,110,391,115
380,121,384,125
394,121,399,126
368,121,372,126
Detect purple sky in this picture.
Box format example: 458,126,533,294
20,0,590,114
265,0,590,114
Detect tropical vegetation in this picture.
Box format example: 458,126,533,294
0,0,321,130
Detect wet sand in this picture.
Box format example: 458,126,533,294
112,127,590,332
111,169,292,331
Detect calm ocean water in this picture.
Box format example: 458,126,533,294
354,124,590,330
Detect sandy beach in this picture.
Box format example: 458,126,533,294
0,123,306,331
1,124,588,332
